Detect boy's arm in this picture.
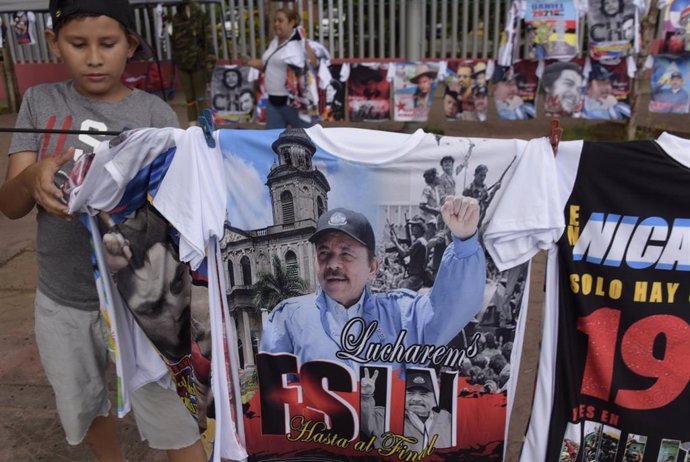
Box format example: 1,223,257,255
0,149,74,219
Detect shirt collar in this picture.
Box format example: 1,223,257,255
324,289,366,319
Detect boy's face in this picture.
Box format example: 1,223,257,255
47,15,138,101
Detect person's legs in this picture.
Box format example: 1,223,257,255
265,101,287,129
130,381,206,462
84,414,126,462
179,70,199,123
166,441,207,462
280,105,312,128
179,69,200,123
34,290,123,461
190,69,209,120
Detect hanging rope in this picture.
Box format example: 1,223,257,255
0,127,122,136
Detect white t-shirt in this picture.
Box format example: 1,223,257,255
261,33,306,96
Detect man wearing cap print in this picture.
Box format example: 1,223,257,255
361,369,452,451
651,70,689,113
410,64,438,109
260,195,485,370
583,63,629,120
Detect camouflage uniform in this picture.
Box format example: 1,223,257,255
171,0,217,121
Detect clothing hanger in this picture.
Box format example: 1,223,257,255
197,108,216,148
549,119,562,156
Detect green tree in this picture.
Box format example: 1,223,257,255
253,255,310,312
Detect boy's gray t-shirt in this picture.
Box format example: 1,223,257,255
9,81,180,311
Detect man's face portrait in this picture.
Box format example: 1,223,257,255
474,169,487,186
622,17,634,41
494,79,518,102
671,75,684,91
119,242,192,359
441,158,454,174
457,66,472,89
626,451,641,462
365,79,379,92
550,69,583,113
602,0,621,16
239,92,254,112
316,232,378,308
406,388,436,419
588,78,612,99
410,223,425,238
443,94,459,117
474,94,488,112
423,171,438,185
416,75,433,94
224,70,240,89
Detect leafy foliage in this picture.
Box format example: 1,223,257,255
252,255,310,312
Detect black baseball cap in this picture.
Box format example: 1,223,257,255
589,64,613,82
49,0,152,60
309,208,376,251
406,372,434,393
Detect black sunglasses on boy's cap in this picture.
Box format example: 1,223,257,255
49,0,153,60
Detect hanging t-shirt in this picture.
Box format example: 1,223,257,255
391,62,441,122
67,125,558,461
658,0,690,55
63,127,246,462
12,11,35,45
149,125,558,461
348,63,391,121
320,63,349,122
649,55,690,114
583,0,642,61
485,133,690,462
211,65,259,124
255,75,269,124
582,59,632,120
443,60,491,122
154,3,169,54
493,61,538,121
523,0,580,60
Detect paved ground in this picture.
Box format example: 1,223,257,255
1,86,687,461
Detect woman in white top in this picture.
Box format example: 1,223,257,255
244,8,316,129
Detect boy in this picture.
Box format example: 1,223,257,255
0,1,206,461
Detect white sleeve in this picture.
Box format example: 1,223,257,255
498,0,521,67
437,61,449,80
386,63,397,81
340,62,351,81
153,128,228,270
282,40,307,67
318,60,333,90
247,66,260,82
575,0,589,15
483,137,566,271
68,128,179,214
207,239,248,461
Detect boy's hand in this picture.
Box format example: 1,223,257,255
32,147,75,218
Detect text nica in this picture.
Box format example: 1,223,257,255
568,206,690,271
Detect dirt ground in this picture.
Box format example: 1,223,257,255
0,87,686,461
